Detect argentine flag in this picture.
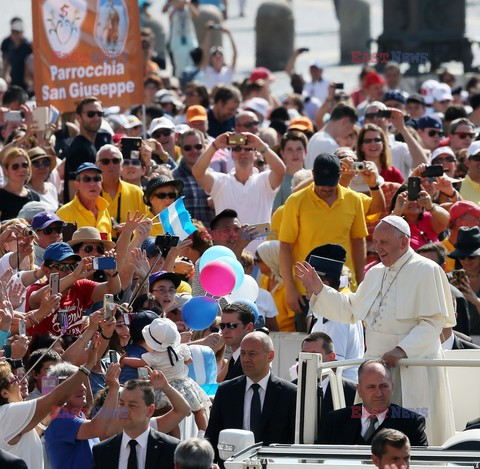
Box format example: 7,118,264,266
159,196,197,241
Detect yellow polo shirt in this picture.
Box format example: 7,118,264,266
57,194,113,240
441,237,455,273
459,175,480,204
101,180,149,224
279,183,368,294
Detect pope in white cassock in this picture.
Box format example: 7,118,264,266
295,215,456,445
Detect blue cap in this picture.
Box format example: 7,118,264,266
31,211,66,231
149,270,181,288
383,90,406,105
75,162,102,176
141,237,158,257
43,242,81,262
417,115,443,130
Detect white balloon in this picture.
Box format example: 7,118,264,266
226,275,259,302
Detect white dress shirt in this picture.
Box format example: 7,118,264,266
243,372,270,432
360,405,386,438
118,427,150,469
441,332,455,351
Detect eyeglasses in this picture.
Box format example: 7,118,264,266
427,130,444,138
7,375,20,387
80,175,102,183
363,137,382,144
364,113,379,120
182,144,203,151
122,159,142,166
152,287,177,295
82,244,105,255
451,132,475,139
232,146,256,152
48,262,78,272
98,158,121,166
219,322,241,330
153,192,177,200
41,225,63,235
31,159,51,168
239,121,259,128
152,129,173,138
469,154,480,162
458,255,478,260
255,160,266,167
433,156,456,163
11,162,29,170
85,111,104,118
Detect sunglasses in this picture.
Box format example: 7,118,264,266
11,162,29,170
153,192,177,200
7,375,20,387
458,255,478,260
219,322,241,330
81,175,102,183
82,244,105,255
469,154,480,162
99,158,121,166
31,158,50,168
452,132,475,139
152,129,173,138
427,130,444,138
255,160,266,167
42,225,63,235
433,156,455,163
240,121,259,128
363,137,382,144
152,287,177,295
183,144,203,151
48,262,78,272
364,113,379,120
85,111,104,118
122,159,142,166
232,146,256,152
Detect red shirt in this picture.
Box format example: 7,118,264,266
26,279,97,337
380,166,404,184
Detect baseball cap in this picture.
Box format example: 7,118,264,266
149,270,181,288
420,79,439,106
467,141,480,158
43,242,81,263
75,162,102,176
249,67,274,83
431,146,456,162
32,211,66,231
124,115,142,129
432,83,453,103
383,90,406,105
365,101,387,113
363,72,385,88
449,201,480,223
417,115,443,130
130,310,160,343
243,97,270,120
289,116,314,133
11,20,23,32
186,105,207,123
406,93,425,106
312,153,341,187
141,237,159,257
149,116,175,135
309,61,324,70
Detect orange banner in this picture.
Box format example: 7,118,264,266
32,0,143,112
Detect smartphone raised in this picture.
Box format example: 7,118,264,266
407,177,421,201
109,350,119,364
104,294,115,320
93,257,116,271
227,134,247,146
49,272,60,295
4,111,23,122
138,367,149,380
120,137,142,160
248,222,271,239
19,319,26,337
41,376,58,395
421,165,444,178
451,269,466,285
32,106,49,130
334,83,344,90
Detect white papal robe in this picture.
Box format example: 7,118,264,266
310,248,456,445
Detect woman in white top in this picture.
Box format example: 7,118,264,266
200,22,237,90
0,339,100,469
26,147,59,211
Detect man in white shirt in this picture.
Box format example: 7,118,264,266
92,380,178,469
205,332,297,463
305,103,357,170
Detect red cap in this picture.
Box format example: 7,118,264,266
363,72,385,88
249,67,274,83
449,201,480,223
112,133,126,144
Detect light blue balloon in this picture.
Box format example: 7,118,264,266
216,256,245,292
199,245,236,271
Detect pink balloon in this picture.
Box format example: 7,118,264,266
199,260,236,296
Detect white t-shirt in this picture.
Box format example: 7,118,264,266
389,134,412,179
304,79,330,103
29,182,59,211
0,399,43,469
305,130,339,170
255,288,279,327
204,65,233,90
210,170,278,252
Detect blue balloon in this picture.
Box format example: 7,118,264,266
199,246,236,271
233,298,259,323
182,296,219,330
216,256,245,292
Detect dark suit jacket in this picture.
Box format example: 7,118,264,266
224,356,244,381
318,404,428,446
0,449,27,469
206,374,297,462
322,378,357,417
452,333,480,350
92,428,179,469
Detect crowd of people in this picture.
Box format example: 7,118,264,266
0,5,480,469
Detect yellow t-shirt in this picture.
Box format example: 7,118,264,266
260,275,295,332
459,175,480,205
441,237,455,273
279,183,368,293
57,194,113,240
